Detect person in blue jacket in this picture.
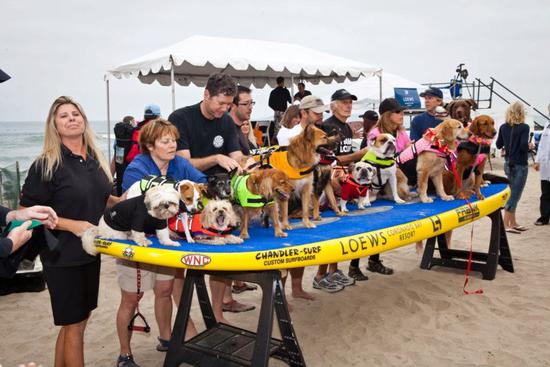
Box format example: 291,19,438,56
410,87,444,142
496,101,534,234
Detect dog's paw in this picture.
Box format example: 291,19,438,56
420,196,433,203
335,210,347,216
441,194,454,201
225,235,244,244
394,198,406,204
282,223,292,231
162,240,181,247
135,238,152,247
275,230,288,238
239,232,250,239
340,206,349,212
476,193,485,200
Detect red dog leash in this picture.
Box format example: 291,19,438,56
128,263,151,333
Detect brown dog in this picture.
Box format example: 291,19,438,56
446,99,477,127
232,168,293,238
443,114,496,199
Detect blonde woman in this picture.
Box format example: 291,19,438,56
20,96,117,367
496,101,534,233
276,105,301,145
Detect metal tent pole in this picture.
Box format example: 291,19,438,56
290,75,295,103
171,58,176,112
105,75,112,162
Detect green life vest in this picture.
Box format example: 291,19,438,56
230,174,272,208
138,175,177,193
361,150,395,168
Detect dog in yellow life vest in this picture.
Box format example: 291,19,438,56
251,124,336,229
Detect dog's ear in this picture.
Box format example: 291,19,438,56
207,175,217,184
143,186,158,211
304,123,316,141
347,162,355,172
197,183,208,197
444,102,452,112
466,99,478,110
179,182,193,199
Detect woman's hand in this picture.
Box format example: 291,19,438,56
8,205,58,229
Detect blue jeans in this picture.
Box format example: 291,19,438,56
503,161,528,212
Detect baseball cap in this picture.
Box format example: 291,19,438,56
378,98,407,115
359,110,379,120
144,104,161,118
419,87,443,99
299,95,327,113
331,89,357,101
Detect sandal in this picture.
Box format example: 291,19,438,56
231,282,258,294
156,337,170,352
505,228,521,234
534,217,549,226
513,225,528,232
222,300,255,313
348,266,369,281
367,260,394,275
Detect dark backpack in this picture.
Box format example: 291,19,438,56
113,121,136,196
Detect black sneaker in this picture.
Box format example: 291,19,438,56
348,266,369,281
117,354,141,367
534,217,549,226
367,259,394,275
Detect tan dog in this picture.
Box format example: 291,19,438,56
443,115,496,199
253,124,334,229
232,168,293,239
397,119,469,203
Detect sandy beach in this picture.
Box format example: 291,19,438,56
1,157,549,367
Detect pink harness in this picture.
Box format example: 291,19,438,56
396,136,448,165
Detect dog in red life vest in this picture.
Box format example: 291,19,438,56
336,161,376,212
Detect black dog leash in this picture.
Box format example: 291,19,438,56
128,263,151,333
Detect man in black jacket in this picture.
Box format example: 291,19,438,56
268,76,292,143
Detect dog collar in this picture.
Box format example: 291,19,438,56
361,150,395,167
467,135,492,146
423,128,451,154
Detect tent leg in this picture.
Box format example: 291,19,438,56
290,75,295,103
379,73,383,104
171,60,176,112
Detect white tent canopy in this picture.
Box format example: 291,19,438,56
107,35,382,88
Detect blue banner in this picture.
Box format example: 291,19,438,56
394,88,421,109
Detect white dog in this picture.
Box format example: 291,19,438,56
361,134,405,204
338,161,376,212
82,185,181,256
126,175,206,243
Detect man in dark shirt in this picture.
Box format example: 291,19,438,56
293,82,312,101
169,74,244,176
269,76,292,142
410,87,444,141
169,73,253,321
230,85,255,155
313,89,359,290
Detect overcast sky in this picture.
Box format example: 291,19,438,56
1,0,549,124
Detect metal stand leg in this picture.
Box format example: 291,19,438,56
419,209,514,280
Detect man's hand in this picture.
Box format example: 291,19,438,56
534,163,540,171
7,220,33,253
11,206,58,229
216,154,243,174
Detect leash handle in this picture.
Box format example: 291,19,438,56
127,263,151,333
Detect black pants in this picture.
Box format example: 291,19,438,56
540,180,550,220
350,254,379,268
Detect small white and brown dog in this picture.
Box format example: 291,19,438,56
82,185,181,256
126,175,206,243
338,161,376,212
360,134,405,204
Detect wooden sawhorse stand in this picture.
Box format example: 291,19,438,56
420,209,514,280
164,269,306,367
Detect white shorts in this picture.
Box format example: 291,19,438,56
116,259,176,293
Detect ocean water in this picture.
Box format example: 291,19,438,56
0,121,113,170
